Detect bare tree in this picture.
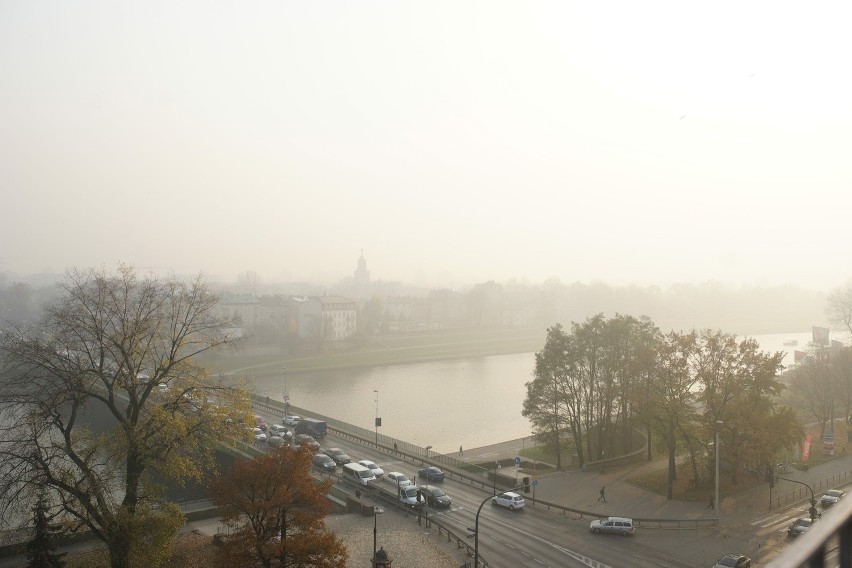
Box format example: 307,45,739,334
0,266,250,568
826,280,852,338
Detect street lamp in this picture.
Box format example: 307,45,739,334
372,505,383,562
425,445,432,460
373,389,379,446
715,420,723,519
282,366,288,403
470,484,524,568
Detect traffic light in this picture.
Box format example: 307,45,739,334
765,466,775,488
523,476,531,493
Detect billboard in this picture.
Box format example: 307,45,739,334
812,326,830,346
802,433,813,461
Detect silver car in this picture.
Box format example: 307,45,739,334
590,516,635,535
491,492,525,511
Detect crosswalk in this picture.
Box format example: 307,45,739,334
750,507,813,533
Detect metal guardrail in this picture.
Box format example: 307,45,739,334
766,494,852,567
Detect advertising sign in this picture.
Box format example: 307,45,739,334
802,433,813,461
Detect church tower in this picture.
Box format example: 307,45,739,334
354,250,372,299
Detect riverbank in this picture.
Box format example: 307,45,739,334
207,326,547,378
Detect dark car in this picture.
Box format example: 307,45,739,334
312,453,337,473
787,517,815,537
294,434,319,452
418,466,444,482
821,489,846,506
713,554,751,568
419,485,452,508
323,447,351,466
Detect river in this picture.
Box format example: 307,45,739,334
249,330,846,455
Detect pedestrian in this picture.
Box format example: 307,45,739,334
598,486,606,503
708,494,714,509
459,445,463,456
394,442,398,454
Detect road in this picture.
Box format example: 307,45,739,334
256,411,706,568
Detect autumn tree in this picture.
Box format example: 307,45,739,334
210,445,348,568
0,266,250,568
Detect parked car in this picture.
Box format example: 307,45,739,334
398,485,425,509
251,427,267,443
268,424,292,439
283,415,301,426
294,434,319,451
322,447,351,466
787,517,815,537
713,554,752,568
312,453,337,473
358,460,384,479
419,485,452,508
386,472,413,487
492,492,525,511
590,516,634,535
418,466,444,482
821,489,846,506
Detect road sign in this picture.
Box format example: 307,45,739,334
514,456,521,466
532,480,538,486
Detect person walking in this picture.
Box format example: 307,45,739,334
459,445,463,456
708,494,714,509
598,486,606,503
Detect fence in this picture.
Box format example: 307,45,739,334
771,468,852,509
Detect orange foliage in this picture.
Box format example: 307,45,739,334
209,445,348,567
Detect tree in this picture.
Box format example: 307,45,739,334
0,266,250,568
209,445,348,568
26,488,66,568
826,280,852,338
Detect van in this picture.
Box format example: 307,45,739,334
342,463,376,486
296,418,327,438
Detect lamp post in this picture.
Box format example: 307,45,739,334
373,389,379,446
425,445,432,460
282,366,288,405
372,505,383,561
470,485,524,568
715,420,723,519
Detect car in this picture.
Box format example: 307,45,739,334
358,460,384,479
267,435,288,447
821,489,846,506
251,427,267,443
254,415,268,431
293,434,319,451
268,424,292,439
713,554,752,568
419,485,452,508
385,472,414,487
590,516,635,535
787,517,815,537
492,492,525,511
312,453,337,472
322,447,351,466
398,485,426,509
283,415,301,426
418,466,444,482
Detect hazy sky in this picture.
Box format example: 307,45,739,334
2,1,851,291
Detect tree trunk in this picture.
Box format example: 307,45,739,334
667,418,675,500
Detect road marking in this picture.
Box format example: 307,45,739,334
751,513,784,525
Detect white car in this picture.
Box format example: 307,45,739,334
268,424,291,439
491,491,525,510
283,415,301,426
386,472,413,487
358,460,384,479
252,427,267,442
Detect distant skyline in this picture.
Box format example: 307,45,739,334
2,2,851,293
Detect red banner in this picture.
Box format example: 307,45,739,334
802,434,813,461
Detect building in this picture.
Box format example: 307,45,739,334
298,296,358,341
354,250,372,299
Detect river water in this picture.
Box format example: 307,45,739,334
249,330,845,455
